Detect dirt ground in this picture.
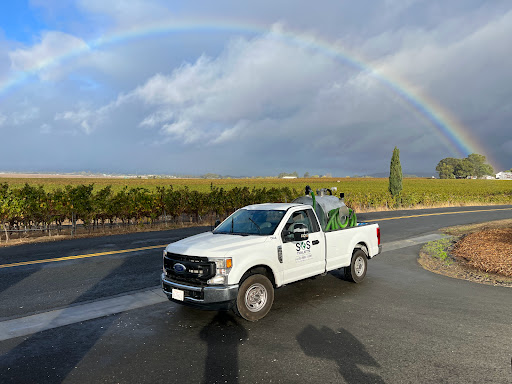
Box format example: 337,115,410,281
419,219,512,287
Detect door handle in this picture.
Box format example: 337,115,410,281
312,240,319,245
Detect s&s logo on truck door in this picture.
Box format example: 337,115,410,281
295,241,311,252
295,241,312,262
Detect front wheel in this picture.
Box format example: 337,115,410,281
234,274,274,321
344,249,368,283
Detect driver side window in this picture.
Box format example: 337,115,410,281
284,210,312,235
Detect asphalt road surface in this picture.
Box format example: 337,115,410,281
0,205,511,383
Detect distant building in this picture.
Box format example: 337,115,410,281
496,172,512,180
282,176,297,179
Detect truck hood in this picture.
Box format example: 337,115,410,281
166,232,270,257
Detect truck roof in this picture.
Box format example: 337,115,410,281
242,203,303,211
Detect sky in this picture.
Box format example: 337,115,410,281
0,0,511,177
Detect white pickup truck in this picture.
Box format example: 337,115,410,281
161,188,381,321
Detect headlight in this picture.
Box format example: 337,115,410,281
162,249,167,274
208,258,232,285
208,275,228,285
212,258,232,275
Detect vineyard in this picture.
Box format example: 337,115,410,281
1,177,511,242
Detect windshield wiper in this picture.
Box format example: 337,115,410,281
249,218,261,234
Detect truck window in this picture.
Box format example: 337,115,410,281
285,210,314,234
214,209,285,236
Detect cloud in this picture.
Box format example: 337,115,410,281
11,106,40,125
502,140,512,153
371,8,512,101
123,29,360,146
40,123,52,134
8,31,89,80
54,108,95,134
363,7,512,169
2,2,511,175
53,16,512,174
139,109,175,128
54,108,92,124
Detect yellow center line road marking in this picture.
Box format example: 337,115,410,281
0,244,167,269
365,207,512,222
2,207,510,269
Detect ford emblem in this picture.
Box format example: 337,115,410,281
173,263,186,273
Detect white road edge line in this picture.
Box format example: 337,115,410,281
382,233,446,252
0,288,168,342
0,233,445,341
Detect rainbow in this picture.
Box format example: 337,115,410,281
0,19,500,169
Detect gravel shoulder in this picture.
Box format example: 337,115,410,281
419,219,512,287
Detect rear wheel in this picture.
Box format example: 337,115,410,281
234,274,274,321
344,249,367,283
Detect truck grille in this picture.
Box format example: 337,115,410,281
162,281,204,300
163,252,216,286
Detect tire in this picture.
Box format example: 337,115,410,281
344,249,367,283
234,274,274,321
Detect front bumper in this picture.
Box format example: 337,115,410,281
161,273,239,310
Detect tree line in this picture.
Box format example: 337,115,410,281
436,153,494,179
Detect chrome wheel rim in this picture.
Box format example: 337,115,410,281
354,256,365,277
245,283,267,312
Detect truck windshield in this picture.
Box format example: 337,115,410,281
213,209,285,236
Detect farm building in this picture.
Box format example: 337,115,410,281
496,172,512,179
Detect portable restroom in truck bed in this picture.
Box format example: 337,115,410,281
292,186,356,231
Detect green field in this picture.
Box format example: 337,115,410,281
1,176,511,211
0,176,388,193
1,176,347,192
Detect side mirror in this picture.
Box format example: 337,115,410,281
214,219,221,228
282,223,309,242
293,224,309,241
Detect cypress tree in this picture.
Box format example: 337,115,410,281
389,146,403,198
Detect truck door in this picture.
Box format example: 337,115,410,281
280,208,326,284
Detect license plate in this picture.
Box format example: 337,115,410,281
172,288,184,301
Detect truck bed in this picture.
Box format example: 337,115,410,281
324,222,380,271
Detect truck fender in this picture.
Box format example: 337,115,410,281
239,265,277,287
235,263,280,287
353,242,369,258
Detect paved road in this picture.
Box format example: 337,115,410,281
0,206,511,383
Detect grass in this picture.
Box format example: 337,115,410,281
422,237,454,264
